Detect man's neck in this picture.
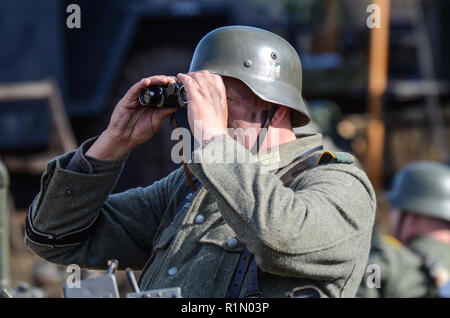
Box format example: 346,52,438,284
264,126,297,151
426,230,450,244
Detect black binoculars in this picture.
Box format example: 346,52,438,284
138,82,188,108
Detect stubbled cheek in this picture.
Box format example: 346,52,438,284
228,100,260,126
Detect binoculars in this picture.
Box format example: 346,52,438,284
139,82,188,108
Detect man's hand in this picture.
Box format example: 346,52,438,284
177,71,228,143
86,76,178,160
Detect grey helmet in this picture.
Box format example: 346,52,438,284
387,161,450,222
189,26,310,127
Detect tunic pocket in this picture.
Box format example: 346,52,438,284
198,223,246,252
139,225,179,290
184,223,246,297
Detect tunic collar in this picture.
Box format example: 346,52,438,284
256,133,323,172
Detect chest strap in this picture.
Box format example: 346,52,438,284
246,253,260,297
225,249,254,298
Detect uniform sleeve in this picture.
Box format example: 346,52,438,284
25,139,182,270
65,137,126,174
188,135,377,296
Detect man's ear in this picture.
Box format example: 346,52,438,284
270,105,288,125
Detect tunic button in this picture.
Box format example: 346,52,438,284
167,267,178,276
226,238,238,249
185,193,193,200
65,188,73,196
194,214,205,224
183,202,191,209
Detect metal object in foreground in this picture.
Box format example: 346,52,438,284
286,285,321,298
0,160,10,291
62,260,182,298
0,288,12,298
126,286,182,298
125,267,182,298
139,82,187,108
62,260,120,298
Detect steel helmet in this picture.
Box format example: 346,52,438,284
189,25,310,127
387,161,450,222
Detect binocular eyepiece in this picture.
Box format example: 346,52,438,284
139,82,187,108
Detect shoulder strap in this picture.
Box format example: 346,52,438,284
317,151,355,165
279,148,355,187
278,152,321,186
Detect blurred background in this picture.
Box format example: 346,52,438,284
0,0,449,297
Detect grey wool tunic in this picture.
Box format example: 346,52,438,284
26,133,376,297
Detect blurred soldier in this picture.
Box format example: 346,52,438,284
358,161,450,297
24,26,376,298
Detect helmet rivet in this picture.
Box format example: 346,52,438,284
271,52,277,59
243,59,252,67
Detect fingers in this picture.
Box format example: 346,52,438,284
146,75,178,86
126,75,178,101
177,73,200,92
192,70,223,83
160,106,178,117
177,71,224,98
153,106,177,122
128,72,219,102
127,78,151,98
